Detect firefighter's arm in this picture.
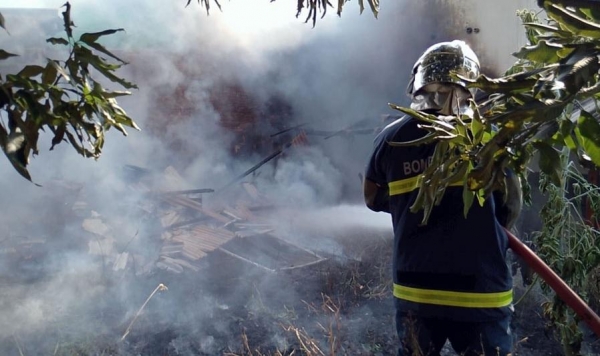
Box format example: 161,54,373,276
363,178,391,213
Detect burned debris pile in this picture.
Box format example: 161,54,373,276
74,165,326,278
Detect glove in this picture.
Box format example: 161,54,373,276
495,170,523,230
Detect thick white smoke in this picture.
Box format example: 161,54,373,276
0,0,536,353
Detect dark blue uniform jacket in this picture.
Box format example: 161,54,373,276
365,115,513,322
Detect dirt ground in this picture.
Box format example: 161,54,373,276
2,223,599,356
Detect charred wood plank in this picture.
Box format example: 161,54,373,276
162,196,230,223
165,217,211,230
153,188,215,196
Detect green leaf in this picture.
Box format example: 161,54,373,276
64,129,96,158
0,49,17,60
61,2,74,39
0,86,10,107
50,124,66,150
46,37,69,45
103,90,131,99
74,46,137,89
512,40,573,63
579,7,600,21
48,59,76,87
463,187,474,217
533,141,563,186
462,163,475,217
547,4,600,38
0,124,35,183
388,103,452,126
367,0,379,18
471,107,484,145
17,65,44,78
463,73,538,93
78,29,127,63
79,28,124,44
559,118,578,150
114,112,140,131
575,110,600,166
0,11,7,33
556,48,600,96
41,60,58,84
84,41,126,63
468,164,493,191
522,22,572,38
475,189,486,207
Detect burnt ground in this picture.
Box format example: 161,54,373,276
0,228,598,356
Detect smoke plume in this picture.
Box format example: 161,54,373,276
0,0,536,354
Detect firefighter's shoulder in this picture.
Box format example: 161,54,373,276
375,115,418,142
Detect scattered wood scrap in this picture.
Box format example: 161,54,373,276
113,252,129,271
74,165,327,276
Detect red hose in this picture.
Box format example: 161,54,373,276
505,228,600,337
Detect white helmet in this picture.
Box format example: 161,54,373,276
407,40,480,99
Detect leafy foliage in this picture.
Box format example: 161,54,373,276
0,2,138,182
294,0,380,26
535,162,600,355
0,0,380,183
389,1,600,225
185,0,222,15
186,0,380,26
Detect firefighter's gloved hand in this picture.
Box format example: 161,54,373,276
363,179,391,214
510,238,535,286
494,170,523,230
496,171,532,286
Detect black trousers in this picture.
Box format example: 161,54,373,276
396,311,513,356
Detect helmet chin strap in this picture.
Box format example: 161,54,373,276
410,85,473,116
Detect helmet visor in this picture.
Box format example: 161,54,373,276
412,52,479,96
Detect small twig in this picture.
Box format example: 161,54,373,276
12,335,24,356
301,299,319,314
121,283,168,341
242,328,255,356
218,247,276,272
53,340,60,355
278,258,328,271
281,323,325,356
515,336,529,351
266,234,323,258
122,229,139,251
514,275,540,306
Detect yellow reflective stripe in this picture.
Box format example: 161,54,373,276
389,176,421,196
393,284,513,308
388,177,463,196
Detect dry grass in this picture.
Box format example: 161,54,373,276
223,328,284,356
121,283,169,342
226,292,352,356
315,294,342,355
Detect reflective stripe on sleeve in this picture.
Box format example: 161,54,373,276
388,176,463,196
394,283,513,308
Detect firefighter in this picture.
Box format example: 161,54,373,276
363,40,520,355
